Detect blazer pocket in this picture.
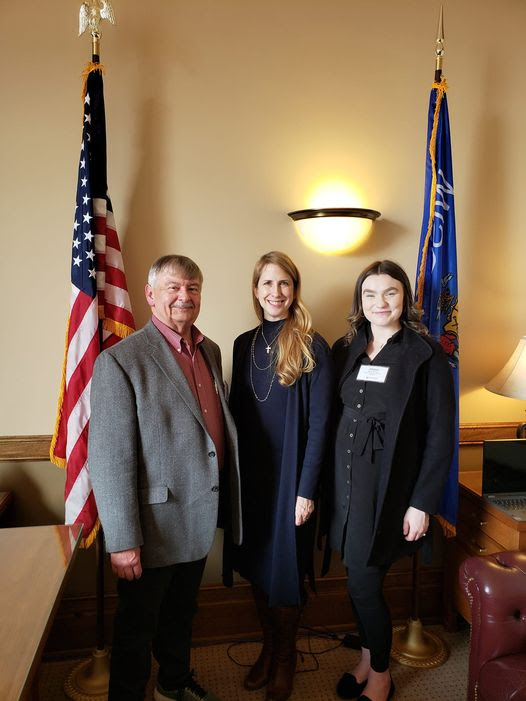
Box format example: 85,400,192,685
138,485,169,505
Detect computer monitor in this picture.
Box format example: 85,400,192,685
482,439,526,495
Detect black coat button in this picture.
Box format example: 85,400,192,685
211,485,219,492
208,451,216,458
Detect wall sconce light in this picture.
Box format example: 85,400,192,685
287,207,381,255
485,336,526,438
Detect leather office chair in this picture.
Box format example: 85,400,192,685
460,551,526,701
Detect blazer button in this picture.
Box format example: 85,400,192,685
211,485,219,492
208,451,216,458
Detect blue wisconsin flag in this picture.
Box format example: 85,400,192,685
415,78,459,537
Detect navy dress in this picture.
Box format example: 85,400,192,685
229,320,333,607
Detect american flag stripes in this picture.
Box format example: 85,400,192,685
50,65,135,547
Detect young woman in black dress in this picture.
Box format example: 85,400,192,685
329,260,455,701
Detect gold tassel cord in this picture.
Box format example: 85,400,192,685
416,78,448,309
80,62,105,121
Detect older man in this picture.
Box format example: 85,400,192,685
89,254,242,701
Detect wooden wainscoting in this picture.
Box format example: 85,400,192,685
0,423,519,463
0,435,53,461
458,422,518,444
42,566,444,660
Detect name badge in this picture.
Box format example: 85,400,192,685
356,365,389,383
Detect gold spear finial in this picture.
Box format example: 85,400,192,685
79,1,116,59
435,6,445,80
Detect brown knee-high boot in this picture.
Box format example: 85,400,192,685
244,586,274,690
266,606,301,701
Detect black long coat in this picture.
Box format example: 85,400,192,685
228,329,333,606
329,324,456,567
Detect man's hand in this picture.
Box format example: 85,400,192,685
402,506,429,541
110,547,142,580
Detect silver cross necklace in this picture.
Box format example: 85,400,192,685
260,321,284,354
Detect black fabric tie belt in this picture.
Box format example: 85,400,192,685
342,405,385,461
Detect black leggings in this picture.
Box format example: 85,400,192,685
347,562,391,672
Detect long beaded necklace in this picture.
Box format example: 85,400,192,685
249,323,283,402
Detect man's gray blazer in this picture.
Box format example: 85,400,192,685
88,320,242,568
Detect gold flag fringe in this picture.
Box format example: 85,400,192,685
103,318,135,339
436,514,456,539
80,517,101,549
49,315,71,469
416,78,448,309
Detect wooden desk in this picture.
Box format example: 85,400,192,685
444,470,526,626
0,524,82,700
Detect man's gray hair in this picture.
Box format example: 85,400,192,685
147,255,203,286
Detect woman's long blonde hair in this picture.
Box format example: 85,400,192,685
252,251,315,386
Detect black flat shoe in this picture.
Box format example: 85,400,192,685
336,672,368,699
357,679,395,701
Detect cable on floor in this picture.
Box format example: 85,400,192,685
226,626,346,675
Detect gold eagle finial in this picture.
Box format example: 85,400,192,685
79,0,116,37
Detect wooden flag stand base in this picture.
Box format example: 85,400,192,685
64,531,110,700
390,551,449,668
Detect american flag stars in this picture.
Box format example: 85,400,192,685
71,90,97,290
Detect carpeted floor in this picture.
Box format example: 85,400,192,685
39,625,469,700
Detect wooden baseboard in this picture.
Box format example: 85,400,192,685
43,566,443,660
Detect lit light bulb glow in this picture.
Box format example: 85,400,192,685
294,216,372,255
307,180,364,209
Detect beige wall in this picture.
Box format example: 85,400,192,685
1,1,526,584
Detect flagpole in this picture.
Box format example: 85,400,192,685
434,5,444,83
92,31,100,64
390,6,450,669
64,7,115,699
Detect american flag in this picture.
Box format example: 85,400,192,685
50,65,135,547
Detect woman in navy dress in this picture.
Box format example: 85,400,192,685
329,260,455,701
229,251,333,701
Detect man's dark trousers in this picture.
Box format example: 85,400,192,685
108,557,207,701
